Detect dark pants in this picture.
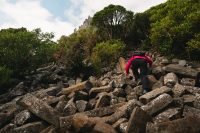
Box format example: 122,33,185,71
131,58,150,91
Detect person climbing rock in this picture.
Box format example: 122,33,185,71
125,51,153,93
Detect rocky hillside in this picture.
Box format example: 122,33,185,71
0,53,200,133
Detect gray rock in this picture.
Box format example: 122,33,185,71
172,83,185,97
113,88,125,97
141,93,173,115
182,94,196,103
147,116,200,133
161,57,170,65
55,100,68,113
124,85,134,95
119,122,128,133
17,93,61,127
133,85,143,96
180,78,196,86
178,60,187,66
152,80,164,90
13,122,46,133
164,64,199,78
126,92,138,101
74,91,88,101
153,108,181,124
95,93,111,108
76,100,89,112
112,118,128,129
0,123,15,133
183,105,200,117
171,58,179,64
147,75,158,89
164,72,178,88
14,110,32,126
92,122,117,133
63,99,77,116
152,66,165,80
139,86,171,104
89,85,113,96
126,107,151,133
72,114,95,133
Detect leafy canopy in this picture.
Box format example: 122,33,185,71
92,4,134,40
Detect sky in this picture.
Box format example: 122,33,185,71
0,0,167,41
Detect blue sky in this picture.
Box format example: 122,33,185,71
0,0,167,41
41,0,72,21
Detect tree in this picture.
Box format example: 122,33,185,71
57,27,98,77
92,4,134,40
126,12,150,47
143,0,200,59
0,28,57,78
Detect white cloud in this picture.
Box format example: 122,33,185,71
0,0,75,41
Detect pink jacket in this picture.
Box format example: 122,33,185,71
125,55,153,74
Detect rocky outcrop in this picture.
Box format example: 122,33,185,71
0,55,200,133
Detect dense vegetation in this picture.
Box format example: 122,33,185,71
1,0,200,89
0,28,57,89
145,0,200,59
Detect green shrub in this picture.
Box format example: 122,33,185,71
0,66,12,87
91,40,125,74
187,33,200,60
58,27,98,78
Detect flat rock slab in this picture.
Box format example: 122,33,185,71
141,93,173,115
89,85,113,96
60,81,92,95
153,108,181,123
164,64,199,78
139,86,171,104
17,93,60,127
182,94,196,103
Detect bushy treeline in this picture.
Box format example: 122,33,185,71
0,28,57,88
